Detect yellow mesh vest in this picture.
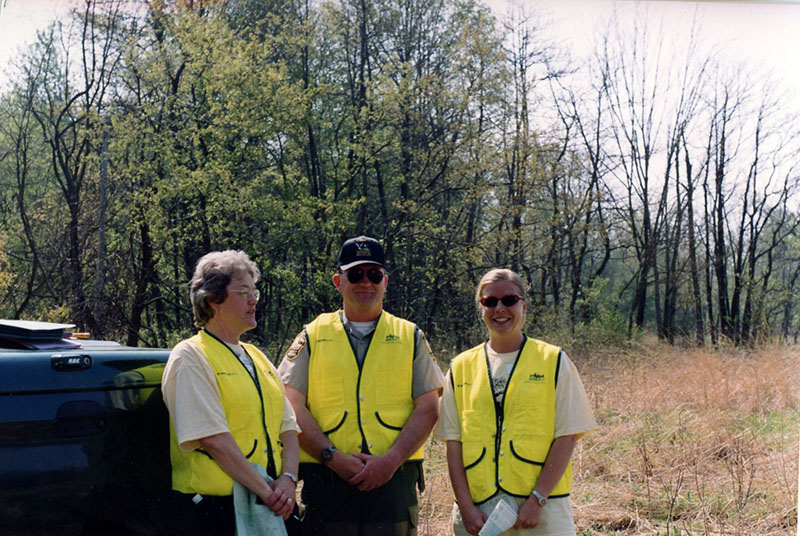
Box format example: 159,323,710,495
169,331,285,495
301,311,422,463
451,337,572,503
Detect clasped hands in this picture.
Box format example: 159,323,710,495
331,450,403,491
263,474,296,520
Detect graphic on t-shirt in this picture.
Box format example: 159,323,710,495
492,376,507,404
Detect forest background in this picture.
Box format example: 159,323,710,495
1,0,798,352
0,1,798,533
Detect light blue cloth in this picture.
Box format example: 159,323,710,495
232,463,288,536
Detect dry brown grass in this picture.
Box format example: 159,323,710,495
417,337,800,535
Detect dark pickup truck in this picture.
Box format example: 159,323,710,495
0,320,172,535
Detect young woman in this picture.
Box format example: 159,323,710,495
435,268,596,536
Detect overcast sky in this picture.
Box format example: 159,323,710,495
491,0,800,97
1,0,799,97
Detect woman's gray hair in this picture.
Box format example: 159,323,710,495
190,250,261,327
474,268,528,307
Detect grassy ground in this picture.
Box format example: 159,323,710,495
417,337,799,535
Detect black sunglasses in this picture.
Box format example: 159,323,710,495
345,267,385,284
479,295,523,308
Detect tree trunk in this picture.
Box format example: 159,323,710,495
683,142,705,346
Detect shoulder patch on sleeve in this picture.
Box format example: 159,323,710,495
284,332,307,361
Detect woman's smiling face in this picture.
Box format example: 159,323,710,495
480,279,527,341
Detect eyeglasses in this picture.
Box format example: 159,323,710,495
229,288,260,302
479,295,523,308
344,267,385,284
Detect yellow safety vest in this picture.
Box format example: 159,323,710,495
109,362,165,410
451,336,572,503
301,311,423,463
169,330,284,496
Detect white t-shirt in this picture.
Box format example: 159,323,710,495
225,341,256,379
434,343,596,536
348,319,375,337
162,339,300,451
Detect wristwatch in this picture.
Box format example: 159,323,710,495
531,489,548,507
281,472,299,484
320,445,337,464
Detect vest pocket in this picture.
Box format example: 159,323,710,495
243,439,258,459
464,445,493,501
509,439,546,465
321,411,347,435
463,446,485,470
375,411,405,431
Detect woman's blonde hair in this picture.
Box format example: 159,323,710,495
474,268,527,306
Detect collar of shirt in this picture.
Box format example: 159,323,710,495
340,312,378,339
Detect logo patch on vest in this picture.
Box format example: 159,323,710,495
528,373,545,383
284,332,307,361
384,334,401,343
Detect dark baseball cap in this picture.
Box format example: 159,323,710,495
337,236,386,270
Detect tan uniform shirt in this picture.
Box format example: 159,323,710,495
277,312,444,398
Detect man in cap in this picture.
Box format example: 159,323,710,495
278,236,444,535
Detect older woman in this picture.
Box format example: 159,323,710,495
162,250,300,534
435,268,596,536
